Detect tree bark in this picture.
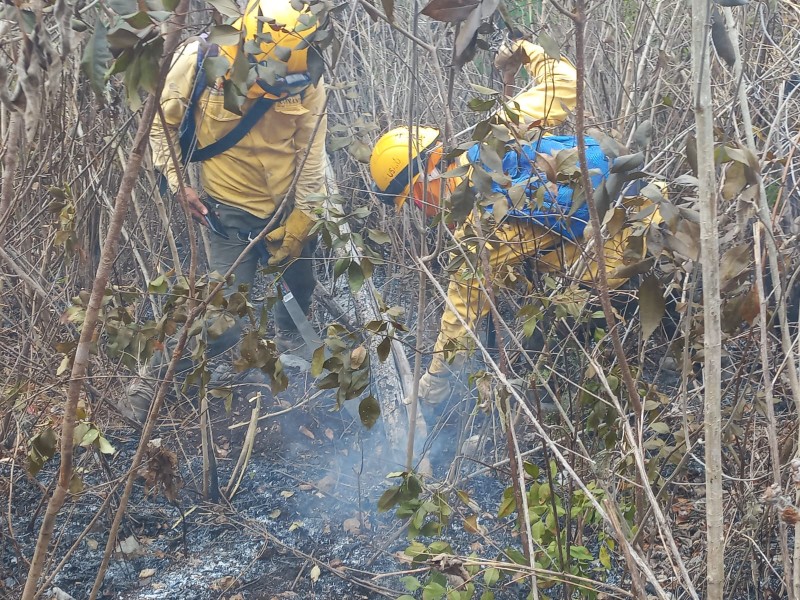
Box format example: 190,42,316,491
690,1,724,598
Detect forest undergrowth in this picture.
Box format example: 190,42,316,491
2,0,800,598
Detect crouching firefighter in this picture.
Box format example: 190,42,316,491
126,0,328,424
369,41,661,413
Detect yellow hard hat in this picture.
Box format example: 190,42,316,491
370,126,441,208
220,0,319,97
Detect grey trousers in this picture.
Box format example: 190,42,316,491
205,200,317,350
126,201,316,419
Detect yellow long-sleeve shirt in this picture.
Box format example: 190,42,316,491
505,41,577,128
149,40,327,219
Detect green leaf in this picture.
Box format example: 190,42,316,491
537,33,561,59
367,228,390,244
207,0,242,18
467,97,496,112
376,336,391,362
377,486,401,512
222,78,244,115
207,312,236,339
96,436,116,455
81,21,113,99
209,24,241,46
569,545,594,561
401,575,421,592
470,83,498,95
483,567,500,586
423,582,446,600
650,421,671,435
69,473,84,494
80,426,100,447
204,55,231,83
599,544,612,569
358,395,380,429
504,546,527,565
347,262,365,293
32,428,58,461
108,0,137,15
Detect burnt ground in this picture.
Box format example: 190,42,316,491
2,326,789,600
1,365,536,600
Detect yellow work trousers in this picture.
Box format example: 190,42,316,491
430,217,637,373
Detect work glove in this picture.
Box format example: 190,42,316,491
265,208,316,266
494,40,526,89
413,352,467,406
418,370,454,405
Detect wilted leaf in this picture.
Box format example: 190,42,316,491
347,138,372,163
118,535,141,556
722,161,747,200
632,119,653,149
720,243,751,284
309,564,321,583
685,134,698,176
381,0,394,21
421,0,479,23
711,8,736,67
69,473,84,494
463,514,481,533
639,275,665,341
139,568,156,579
350,345,367,369
97,436,116,455
359,395,380,429
299,426,315,440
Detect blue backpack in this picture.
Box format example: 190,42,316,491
467,136,610,240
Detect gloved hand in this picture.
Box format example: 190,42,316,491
494,40,526,88
418,370,453,405
265,208,316,265
414,352,467,406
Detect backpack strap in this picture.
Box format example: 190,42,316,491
177,44,312,164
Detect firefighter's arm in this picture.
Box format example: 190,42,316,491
265,80,328,265
495,40,577,128
292,79,328,216
149,41,201,193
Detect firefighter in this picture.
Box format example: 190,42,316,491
127,0,327,423
369,41,657,406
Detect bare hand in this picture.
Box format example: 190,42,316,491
177,186,206,222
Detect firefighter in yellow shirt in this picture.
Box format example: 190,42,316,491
370,41,658,407
127,0,327,423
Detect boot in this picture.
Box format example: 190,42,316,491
125,367,158,424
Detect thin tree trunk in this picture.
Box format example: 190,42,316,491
21,7,189,597
0,112,23,244
690,0,724,598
